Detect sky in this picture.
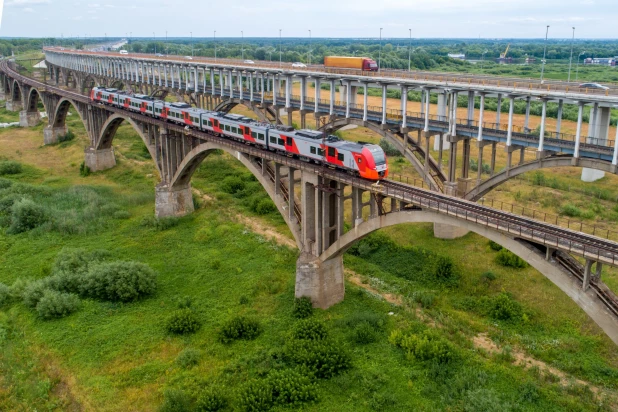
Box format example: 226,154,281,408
0,0,617,39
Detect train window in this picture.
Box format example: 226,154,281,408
225,125,230,131
258,134,265,140
310,147,316,154
318,149,325,156
338,153,344,161
278,138,285,146
328,148,335,157
286,137,292,146
233,127,238,134
149,107,153,111
251,132,257,139
270,136,276,143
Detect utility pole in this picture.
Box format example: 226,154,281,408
408,28,412,71
279,29,282,68
567,27,575,82
378,28,383,72
540,25,549,83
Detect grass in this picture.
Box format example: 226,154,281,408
0,97,618,410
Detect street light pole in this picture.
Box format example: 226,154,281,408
308,29,311,65
540,25,549,83
279,29,282,68
567,27,575,82
378,28,383,72
241,31,244,60
408,28,412,71
576,51,586,82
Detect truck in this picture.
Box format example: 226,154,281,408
324,56,378,72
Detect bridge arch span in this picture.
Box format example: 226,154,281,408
214,99,279,124
52,98,87,129
320,209,618,345
26,87,47,114
10,79,22,102
81,74,98,94
465,156,617,201
170,142,302,249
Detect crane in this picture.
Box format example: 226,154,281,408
500,44,510,59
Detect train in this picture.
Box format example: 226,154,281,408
324,56,379,72
90,87,388,180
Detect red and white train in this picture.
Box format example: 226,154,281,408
90,87,388,180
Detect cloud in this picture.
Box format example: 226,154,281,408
6,0,49,5
23,7,34,12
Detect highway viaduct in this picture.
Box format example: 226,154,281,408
3,54,618,345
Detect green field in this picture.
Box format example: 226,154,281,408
1,104,618,411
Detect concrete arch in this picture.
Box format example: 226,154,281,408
26,87,47,114
171,142,302,249
52,98,86,129
319,117,445,191
81,74,98,94
214,98,278,124
110,80,124,90
321,209,618,345
95,114,162,177
465,156,616,201
11,79,22,102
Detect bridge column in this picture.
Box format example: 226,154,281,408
43,125,68,145
5,96,22,112
496,93,502,124
84,147,116,172
155,183,194,219
362,82,368,122
19,110,40,127
400,86,408,131
582,105,609,182
381,84,387,125
573,102,585,161
434,90,450,151
555,99,563,133
537,98,548,156
583,260,593,292
524,96,531,132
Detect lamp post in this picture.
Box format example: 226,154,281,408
214,30,217,62
378,28,383,72
279,29,282,68
576,51,586,82
408,28,412,71
540,25,549,83
567,27,575,82
241,31,244,60
308,29,311,64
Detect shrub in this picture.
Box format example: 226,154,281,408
221,176,245,194
489,293,523,322
58,129,75,143
495,249,528,269
480,271,497,283
0,282,9,306
167,309,201,335
559,203,582,218
269,369,319,406
412,291,436,308
285,338,351,378
351,321,378,344
433,256,456,283
35,290,81,319
22,278,51,308
79,162,91,177
7,198,48,234
80,261,157,302
0,160,23,175
140,216,180,231
389,329,456,364
219,316,261,343
175,348,201,369
292,296,313,319
488,240,503,251
291,318,328,341
463,388,507,412
159,388,192,412
237,380,273,412
379,138,401,157
9,277,31,301
0,177,13,189
254,198,276,215
50,248,110,293
343,312,387,331
196,388,227,412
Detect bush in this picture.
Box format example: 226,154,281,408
221,176,245,194
0,177,13,189
166,309,201,335
269,369,319,406
0,160,23,175
219,316,261,343
433,256,456,283
389,329,456,364
488,240,503,251
237,380,273,412
79,162,91,177
140,216,181,231
480,271,497,283
35,290,81,319
379,138,401,157
351,321,378,344
292,296,313,319
0,282,9,306
254,198,276,215
559,203,582,218
50,248,110,293
22,278,51,308
159,388,192,412
196,388,227,412
79,261,157,302
7,198,48,234
495,249,528,269
58,129,75,143
291,318,328,341
285,338,351,378
176,348,201,369
489,293,523,322
412,291,436,308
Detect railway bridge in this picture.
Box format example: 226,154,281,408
3,57,618,345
